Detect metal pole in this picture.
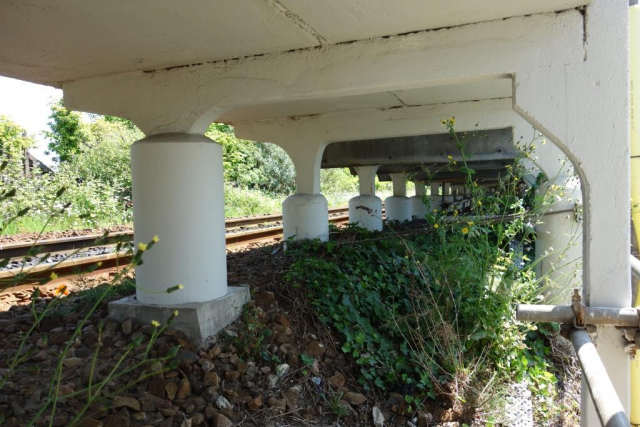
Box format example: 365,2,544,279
516,304,639,327
571,329,631,427
630,255,640,279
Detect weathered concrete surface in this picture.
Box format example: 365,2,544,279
322,128,516,168
108,286,250,345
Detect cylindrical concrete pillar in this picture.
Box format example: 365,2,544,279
411,181,428,220
535,177,583,303
443,183,454,205
349,166,383,231
349,195,383,231
430,183,442,213
385,173,411,222
283,194,329,241
131,133,227,305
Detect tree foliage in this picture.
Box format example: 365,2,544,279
45,99,87,162
206,123,296,195
0,115,34,158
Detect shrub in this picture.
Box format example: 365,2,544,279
285,121,576,423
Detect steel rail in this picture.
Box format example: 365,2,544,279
0,214,351,282
0,207,351,259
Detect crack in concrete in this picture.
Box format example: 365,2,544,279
386,91,409,107
139,7,584,77
378,96,513,111
264,0,328,46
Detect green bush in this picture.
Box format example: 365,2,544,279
285,123,573,423
1,115,138,232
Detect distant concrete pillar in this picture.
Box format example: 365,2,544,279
536,176,583,303
410,180,428,220
109,133,249,343
430,183,442,213
280,141,329,241
385,173,411,222
349,166,383,231
443,183,454,205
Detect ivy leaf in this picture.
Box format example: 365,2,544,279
459,166,476,175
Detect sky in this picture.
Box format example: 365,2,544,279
0,76,62,164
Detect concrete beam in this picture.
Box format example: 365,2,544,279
321,128,516,168
378,169,506,183
367,160,514,175
234,99,569,180
62,11,585,134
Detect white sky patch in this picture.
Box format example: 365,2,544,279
0,76,62,165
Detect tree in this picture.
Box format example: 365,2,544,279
0,115,33,158
206,123,296,195
44,99,86,162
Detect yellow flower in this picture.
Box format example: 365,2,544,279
433,209,438,213
447,155,453,161
54,284,69,297
152,235,159,243
138,242,148,251
467,221,474,226
477,201,482,206
151,320,161,327
50,272,58,280
434,224,439,229
541,139,547,145
462,227,469,234
453,210,458,217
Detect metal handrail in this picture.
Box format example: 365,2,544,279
571,330,631,427
516,300,635,426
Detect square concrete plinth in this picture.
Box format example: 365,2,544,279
108,286,250,344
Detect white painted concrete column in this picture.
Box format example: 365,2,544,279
385,173,412,222
280,141,329,241
514,2,630,422
349,166,383,231
535,176,583,303
410,180,428,220
131,133,227,305
430,183,442,213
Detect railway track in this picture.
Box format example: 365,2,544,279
0,207,351,284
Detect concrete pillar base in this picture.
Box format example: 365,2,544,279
108,286,250,345
410,196,428,220
385,196,412,222
282,194,329,241
349,195,383,231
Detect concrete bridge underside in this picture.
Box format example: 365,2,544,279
0,1,631,424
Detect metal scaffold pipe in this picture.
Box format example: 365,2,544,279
571,329,631,427
516,304,639,327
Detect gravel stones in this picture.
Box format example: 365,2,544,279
344,391,367,406
113,396,141,412
372,406,385,427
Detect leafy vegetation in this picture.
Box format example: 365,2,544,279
1,115,140,232
2,102,385,234
44,99,87,163
285,122,576,424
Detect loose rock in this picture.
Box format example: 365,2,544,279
113,395,141,412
